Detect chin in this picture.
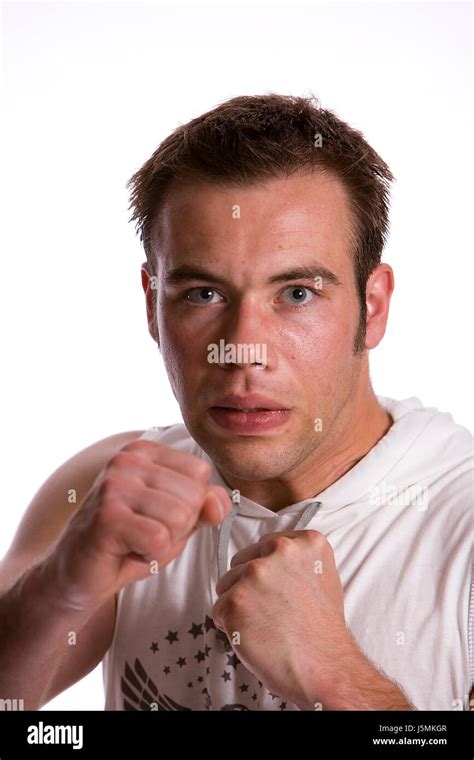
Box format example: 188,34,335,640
204,439,297,481
218,460,285,483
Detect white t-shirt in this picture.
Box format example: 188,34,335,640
102,396,473,711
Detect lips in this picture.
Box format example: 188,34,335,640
207,393,291,435
209,393,289,412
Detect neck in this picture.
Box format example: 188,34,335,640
216,387,393,511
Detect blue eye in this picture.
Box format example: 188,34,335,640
181,284,320,308
184,287,222,305
281,286,316,306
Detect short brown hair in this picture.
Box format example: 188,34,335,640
126,93,394,352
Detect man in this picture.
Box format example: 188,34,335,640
0,94,472,711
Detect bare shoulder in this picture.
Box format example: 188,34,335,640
0,429,146,587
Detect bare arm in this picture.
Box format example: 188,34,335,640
319,652,416,710
0,559,113,709
0,430,143,710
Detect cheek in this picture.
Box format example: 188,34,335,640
159,310,210,395
279,306,354,364
277,311,358,408
160,305,193,353
160,300,210,348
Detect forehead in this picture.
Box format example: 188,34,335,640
152,171,356,270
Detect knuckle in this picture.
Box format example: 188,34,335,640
121,439,152,454
271,535,294,553
226,586,245,611
171,506,192,533
99,475,122,500
308,529,330,550
150,521,172,551
146,522,171,559
244,558,265,580
108,451,140,470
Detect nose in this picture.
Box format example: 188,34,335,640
207,299,275,371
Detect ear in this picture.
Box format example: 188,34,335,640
364,263,394,349
141,262,160,347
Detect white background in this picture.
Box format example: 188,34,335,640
0,0,472,709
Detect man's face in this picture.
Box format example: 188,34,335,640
148,171,367,482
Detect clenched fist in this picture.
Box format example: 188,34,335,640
44,439,231,612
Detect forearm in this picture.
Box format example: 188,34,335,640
297,633,416,711
323,666,416,711
0,560,94,710
311,650,416,711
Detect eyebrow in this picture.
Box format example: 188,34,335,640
164,263,342,288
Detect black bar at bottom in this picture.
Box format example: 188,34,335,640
0,710,472,757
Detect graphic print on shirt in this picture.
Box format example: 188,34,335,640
120,613,290,711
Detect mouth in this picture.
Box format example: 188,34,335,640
214,406,281,412
207,403,291,435
209,394,290,412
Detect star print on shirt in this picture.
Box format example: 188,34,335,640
215,628,233,651
188,622,204,639
226,652,241,669
204,615,216,632
127,612,289,711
